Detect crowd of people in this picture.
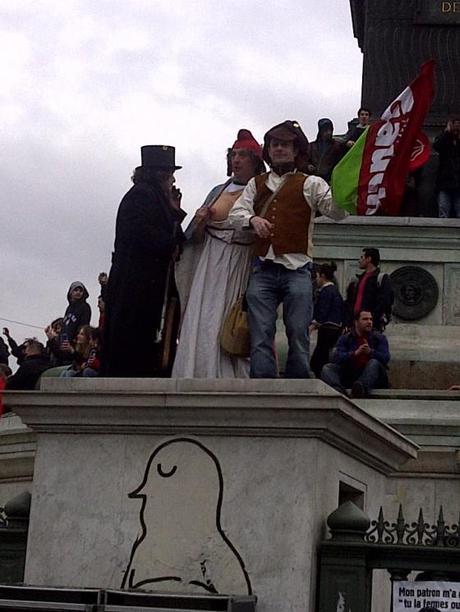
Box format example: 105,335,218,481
0,276,106,391
1,111,459,397
99,117,393,397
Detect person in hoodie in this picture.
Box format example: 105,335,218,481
307,118,346,184
59,282,91,360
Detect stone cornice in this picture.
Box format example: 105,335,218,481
4,379,418,475
315,217,460,259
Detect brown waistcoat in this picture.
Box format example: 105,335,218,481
253,173,311,257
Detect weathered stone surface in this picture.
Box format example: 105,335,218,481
314,217,460,387
0,413,35,506
444,264,460,325
387,359,460,390
350,0,460,126
357,391,460,480
7,379,416,474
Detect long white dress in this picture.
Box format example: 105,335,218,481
172,182,253,378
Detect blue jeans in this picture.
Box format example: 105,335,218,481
321,358,388,394
246,260,313,378
438,190,460,218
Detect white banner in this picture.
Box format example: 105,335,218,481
393,581,460,611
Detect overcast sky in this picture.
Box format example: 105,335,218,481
0,0,363,353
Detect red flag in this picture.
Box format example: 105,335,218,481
409,132,431,172
357,60,435,215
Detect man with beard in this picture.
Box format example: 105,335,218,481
321,310,390,398
103,145,185,377
230,120,346,378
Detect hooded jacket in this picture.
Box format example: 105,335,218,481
61,282,91,343
308,119,346,183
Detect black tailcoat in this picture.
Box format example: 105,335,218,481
103,181,184,377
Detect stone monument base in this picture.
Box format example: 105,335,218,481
313,217,460,389
5,378,417,612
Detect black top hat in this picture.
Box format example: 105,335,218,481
140,145,182,170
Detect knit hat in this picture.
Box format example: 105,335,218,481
232,129,263,157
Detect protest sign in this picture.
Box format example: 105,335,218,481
394,581,460,611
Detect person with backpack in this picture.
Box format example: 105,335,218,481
345,248,393,332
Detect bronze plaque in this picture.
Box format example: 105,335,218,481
415,0,460,24
391,266,439,321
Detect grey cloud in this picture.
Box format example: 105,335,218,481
0,0,362,350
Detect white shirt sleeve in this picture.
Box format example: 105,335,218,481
228,178,258,227
303,175,348,221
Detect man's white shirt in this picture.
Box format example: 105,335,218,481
229,170,347,270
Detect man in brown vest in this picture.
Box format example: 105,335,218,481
230,120,346,378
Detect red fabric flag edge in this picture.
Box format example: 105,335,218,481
357,60,435,216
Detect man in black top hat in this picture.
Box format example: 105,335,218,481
103,145,186,377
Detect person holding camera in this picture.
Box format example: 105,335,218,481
56,282,92,364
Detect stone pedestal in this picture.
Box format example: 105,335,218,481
6,379,415,612
314,216,460,388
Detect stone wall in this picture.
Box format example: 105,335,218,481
5,378,416,612
314,216,460,388
350,0,460,126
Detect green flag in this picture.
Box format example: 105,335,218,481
331,129,368,213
